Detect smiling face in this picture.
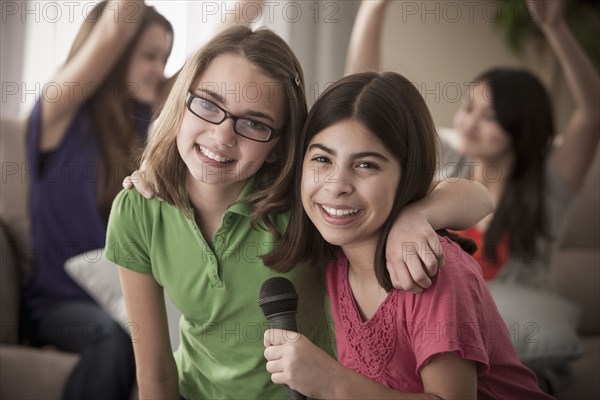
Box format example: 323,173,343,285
453,82,513,161
176,53,285,189
126,23,172,105
301,119,401,251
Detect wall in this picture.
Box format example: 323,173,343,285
380,0,574,131
0,0,581,131
0,0,358,118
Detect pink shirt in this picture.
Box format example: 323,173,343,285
326,236,553,399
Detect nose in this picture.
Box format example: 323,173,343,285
324,164,354,197
155,62,165,77
151,57,166,80
211,118,237,148
460,111,479,135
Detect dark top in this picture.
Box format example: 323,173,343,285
24,100,151,320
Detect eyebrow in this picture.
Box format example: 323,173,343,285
196,88,276,123
307,143,390,162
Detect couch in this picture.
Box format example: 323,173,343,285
1,117,599,399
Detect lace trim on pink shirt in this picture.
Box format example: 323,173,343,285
338,262,398,379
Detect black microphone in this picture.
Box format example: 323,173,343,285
259,277,306,400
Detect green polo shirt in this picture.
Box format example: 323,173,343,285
106,179,333,399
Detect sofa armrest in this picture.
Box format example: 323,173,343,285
552,250,600,335
0,345,78,399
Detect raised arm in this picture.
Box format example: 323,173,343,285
386,179,494,292
345,0,390,75
215,0,265,34
529,0,600,191
118,267,178,399
41,0,146,152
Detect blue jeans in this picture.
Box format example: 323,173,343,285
35,301,136,400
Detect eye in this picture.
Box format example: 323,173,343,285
240,119,269,132
312,156,331,164
144,52,158,61
312,156,335,171
198,98,219,112
356,161,379,170
481,109,496,121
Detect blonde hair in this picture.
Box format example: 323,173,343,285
141,26,307,235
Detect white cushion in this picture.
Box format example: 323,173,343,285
64,249,181,350
488,281,583,371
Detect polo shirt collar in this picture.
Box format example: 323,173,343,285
227,177,256,217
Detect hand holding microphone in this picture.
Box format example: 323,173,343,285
259,277,306,400
260,277,338,400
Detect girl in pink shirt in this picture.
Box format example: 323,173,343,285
263,72,553,399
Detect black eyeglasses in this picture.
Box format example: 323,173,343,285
185,92,281,142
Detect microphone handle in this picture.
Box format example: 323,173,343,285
267,312,306,400
267,312,298,331
286,387,306,400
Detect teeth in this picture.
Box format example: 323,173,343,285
198,145,233,163
321,205,359,217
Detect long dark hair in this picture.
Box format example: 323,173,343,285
477,69,554,263
65,1,173,221
265,72,475,291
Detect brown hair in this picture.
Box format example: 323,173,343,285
140,26,307,236
65,0,173,221
265,72,475,291
474,69,554,263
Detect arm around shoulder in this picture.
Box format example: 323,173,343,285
420,179,494,231
384,180,493,292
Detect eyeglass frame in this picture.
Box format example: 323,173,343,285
185,92,282,143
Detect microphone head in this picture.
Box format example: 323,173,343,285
258,277,298,318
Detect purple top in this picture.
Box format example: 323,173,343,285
24,100,151,321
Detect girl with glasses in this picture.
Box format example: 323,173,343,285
108,25,332,400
